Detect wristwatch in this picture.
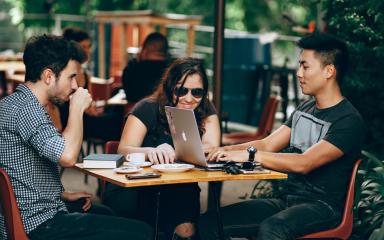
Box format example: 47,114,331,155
247,146,257,162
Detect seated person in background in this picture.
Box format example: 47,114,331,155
62,26,92,88
200,32,365,239
122,32,169,103
0,34,152,240
61,26,123,141
103,58,220,239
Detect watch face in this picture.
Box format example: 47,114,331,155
247,146,256,153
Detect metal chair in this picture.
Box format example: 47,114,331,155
222,95,280,145
0,168,29,240
298,159,362,239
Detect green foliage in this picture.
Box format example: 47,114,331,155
369,220,384,240
352,151,384,239
242,0,317,33
90,0,135,11
322,0,384,155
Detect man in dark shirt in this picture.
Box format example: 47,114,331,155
201,33,365,239
122,32,169,102
0,34,152,239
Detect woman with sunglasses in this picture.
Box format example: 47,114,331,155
103,58,220,239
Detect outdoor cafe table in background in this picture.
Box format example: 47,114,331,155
74,164,287,240
0,61,25,73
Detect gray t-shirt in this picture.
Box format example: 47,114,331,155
283,98,365,209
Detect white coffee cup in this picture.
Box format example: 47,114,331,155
126,153,145,165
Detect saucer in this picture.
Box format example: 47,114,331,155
151,163,194,173
113,167,143,174
124,161,153,168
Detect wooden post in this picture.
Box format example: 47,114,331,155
120,23,127,68
159,25,167,37
187,25,195,56
132,24,139,47
98,23,106,78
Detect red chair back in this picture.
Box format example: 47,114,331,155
257,95,280,137
0,168,29,240
106,141,120,154
100,141,120,197
298,159,362,240
221,95,280,145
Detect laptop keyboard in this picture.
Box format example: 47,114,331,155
206,160,227,168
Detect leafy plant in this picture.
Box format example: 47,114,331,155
351,151,384,239
369,220,384,240
322,0,384,156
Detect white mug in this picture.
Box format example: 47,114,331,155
126,153,145,165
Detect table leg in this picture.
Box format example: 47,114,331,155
154,191,161,240
208,181,222,211
212,181,225,240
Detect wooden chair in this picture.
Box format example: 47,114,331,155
0,168,29,240
298,159,362,239
222,95,280,145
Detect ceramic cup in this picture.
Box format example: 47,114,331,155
126,153,145,165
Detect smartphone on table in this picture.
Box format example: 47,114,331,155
126,172,161,180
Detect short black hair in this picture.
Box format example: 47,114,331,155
62,26,90,42
23,34,78,82
298,32,349,84
142,32,169,55
70,40,88,64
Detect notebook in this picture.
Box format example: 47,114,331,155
165,106,225,170
83,154,124,169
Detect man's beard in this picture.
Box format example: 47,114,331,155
49,96,65,107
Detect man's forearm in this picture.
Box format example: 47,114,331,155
224,139,266,151
60,110,84,166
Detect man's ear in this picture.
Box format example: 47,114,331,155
324,64,336,80
41,68,55,85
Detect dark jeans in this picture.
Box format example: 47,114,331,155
28,211,153,240
103,183,200,238
199,195,342,240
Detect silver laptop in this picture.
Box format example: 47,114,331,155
165,106,225,170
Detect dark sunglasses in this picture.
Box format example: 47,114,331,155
174,86,205,98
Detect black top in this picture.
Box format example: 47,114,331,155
122,59,168,102
283,98,365,209
131,98,217,148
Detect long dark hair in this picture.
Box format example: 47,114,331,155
152,57,212,137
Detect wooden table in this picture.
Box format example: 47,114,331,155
74,164,287,239
74,163,286,187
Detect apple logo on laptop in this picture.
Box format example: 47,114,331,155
182,131,187,142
